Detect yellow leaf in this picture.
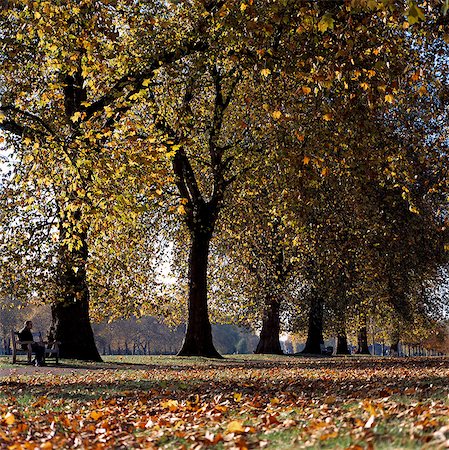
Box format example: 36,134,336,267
302,86,312,95
303,155,310,165
260,68,271,78
89,411,103,421
71,112,82,122
142,78,151,87
4,412,15,425
407,3,425,24
233,392,243,402
0,112,4,123
177,205,186,215
321,167,330,176
226,420,245,434
104,106,114,118
34,11,41,19
418,85,427,96
161,399,179,411
0,136,4,144
323,113,333,121
318,14,334,33
360,82,369,90
240,3,248,11
23,137,32,146
272,110,282,119
384,94,394,104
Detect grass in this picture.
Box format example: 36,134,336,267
1,355,449,448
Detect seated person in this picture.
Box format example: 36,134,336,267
18,320,45,366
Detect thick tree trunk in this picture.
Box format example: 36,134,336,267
301,297,324,354
390,339,400,356
52,232,101,361
51,294,101,361
356,326,370,355
389,328,400,356
178,228,221,358
336,333,351,355
255,294,283,354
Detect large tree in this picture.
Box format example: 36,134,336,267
0,0,225,359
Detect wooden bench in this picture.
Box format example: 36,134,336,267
11,330,60,364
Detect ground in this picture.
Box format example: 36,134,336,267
1,355,449,449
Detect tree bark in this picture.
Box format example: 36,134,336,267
301,296,324,354
336,333,351,355
51,231,101,361
255,294,283,354
356,326,370,355
177,226,221,358
390,337,400,356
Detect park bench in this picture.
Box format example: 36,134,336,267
11,330,60,364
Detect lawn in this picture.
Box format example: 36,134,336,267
1,355,449,449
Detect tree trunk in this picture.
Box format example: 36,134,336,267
356,326,370,355
255,294,283,354
51,294,101,361
301,296,324,354
178,228,221,358
52,232,101,361
390,338,400,356
336,333,350,355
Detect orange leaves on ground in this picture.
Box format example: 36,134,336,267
1,356,449,448
226,420,246,434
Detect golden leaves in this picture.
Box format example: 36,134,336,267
226,420,246,433
318,14,334,33
3,412,15,425
407,2,425,24
260,68,271,78
70,112,82,122
301,86,312,95
1,357,449,449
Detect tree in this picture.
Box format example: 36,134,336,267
0,0,225,359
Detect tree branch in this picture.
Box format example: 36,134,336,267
0,105,55,136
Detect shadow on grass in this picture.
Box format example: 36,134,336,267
1,357,449,405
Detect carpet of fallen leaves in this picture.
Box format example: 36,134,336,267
1,355,449,449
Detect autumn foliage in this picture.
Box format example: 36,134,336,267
2,355,449,449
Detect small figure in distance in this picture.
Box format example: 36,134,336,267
46,325,56,349
18,320,45,367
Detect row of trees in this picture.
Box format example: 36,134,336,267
0,0,448,359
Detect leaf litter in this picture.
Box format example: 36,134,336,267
1,356,449,449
